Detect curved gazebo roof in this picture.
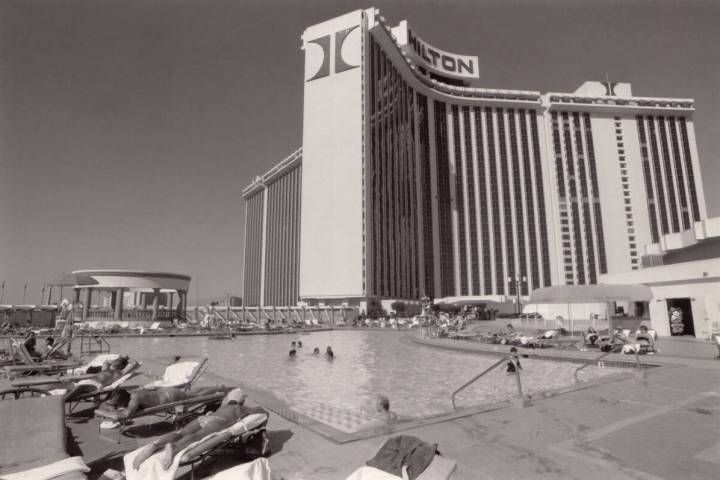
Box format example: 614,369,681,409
70,269,191,292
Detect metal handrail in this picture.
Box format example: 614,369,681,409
451,355,523,410
575,350,612,382
574,343,644,383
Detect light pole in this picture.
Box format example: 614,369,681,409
507,275,527,316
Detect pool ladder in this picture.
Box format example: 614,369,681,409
573,348,643,383
451,355,523,411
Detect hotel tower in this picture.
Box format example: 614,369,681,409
243,8,707,309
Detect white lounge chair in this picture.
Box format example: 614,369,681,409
142,358,208,390
67,353,120,375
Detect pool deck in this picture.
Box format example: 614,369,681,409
2,332,719,480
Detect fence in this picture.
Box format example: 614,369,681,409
185,305,358,327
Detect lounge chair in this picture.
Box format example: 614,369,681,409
0,395,89,480
66,353,120,375
123,412,270,480
94,389,230,442
2,340,81,377
142,358,208,390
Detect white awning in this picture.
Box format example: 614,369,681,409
529,284,652,304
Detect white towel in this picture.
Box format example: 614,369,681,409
203,458,271,480
123,414,267,480
345,466,402,480
1,455,89,480
123,432,224,480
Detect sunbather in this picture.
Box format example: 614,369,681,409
132,388,267,470
101,385,229,421
585,327,599,346
56,356,138,401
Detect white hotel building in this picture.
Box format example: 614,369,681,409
243,8,707,311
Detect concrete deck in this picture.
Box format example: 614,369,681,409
2,332,719,480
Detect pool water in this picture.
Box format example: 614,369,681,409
106,330,624,433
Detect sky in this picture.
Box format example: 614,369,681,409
1,0,718,304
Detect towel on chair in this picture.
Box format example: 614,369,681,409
0,456,89,480
123,414,268,480
123,437,209,480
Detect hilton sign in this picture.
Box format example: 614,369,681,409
407,29,479,80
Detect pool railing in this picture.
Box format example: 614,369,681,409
451,355,523,410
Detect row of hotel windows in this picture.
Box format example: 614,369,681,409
637,115,701,243
551,111,607,285
369,38,552,298
614,118,639,270
438,103,552,296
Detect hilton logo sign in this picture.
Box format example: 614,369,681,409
407,29,479,80
306,25,360,82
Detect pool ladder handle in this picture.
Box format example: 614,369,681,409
573,347,643,383
450,355,523,411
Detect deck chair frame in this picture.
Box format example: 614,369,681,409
178,416,270,480
2,341,81,377
63,362,143,415
95,390,228,443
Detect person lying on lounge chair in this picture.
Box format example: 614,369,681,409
100,385,229,421
54,356,138,401
132,387,267,470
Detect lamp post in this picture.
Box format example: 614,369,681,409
507,275,527,316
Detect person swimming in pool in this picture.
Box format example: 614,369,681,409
131,388,267,470
101,385,228,421
289,348,297,358
506,347,522,373
312,347,320,355
325,346,334,359
375,395,398,424
297,340,303,348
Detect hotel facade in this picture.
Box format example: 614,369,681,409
243,8,707,310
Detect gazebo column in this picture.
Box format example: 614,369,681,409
152,288,160,321
182,291,188,321
141,292,148,310
82,288,92,321
166,292,174,310
176,290,187,321
114,288,124,320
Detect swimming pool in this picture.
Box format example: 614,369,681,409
106,330,625,434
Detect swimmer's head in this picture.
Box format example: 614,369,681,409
289,349,297,357
376,395,390,412
291,341,296,347
106,388,131,408
313,347,320,354
222,388,247,406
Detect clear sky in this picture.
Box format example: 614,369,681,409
1,0,718,304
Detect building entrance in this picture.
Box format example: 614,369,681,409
666,298,695,336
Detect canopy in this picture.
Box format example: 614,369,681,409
529,284,652,304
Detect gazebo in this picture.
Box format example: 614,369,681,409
70,270,191,327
